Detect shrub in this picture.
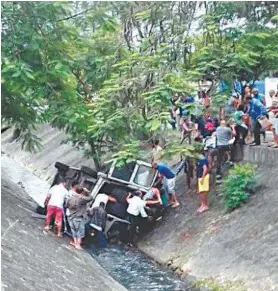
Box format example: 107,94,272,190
221,163,257,211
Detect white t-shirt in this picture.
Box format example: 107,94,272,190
92,193,109,209
127,196,147,217
48,184,68,209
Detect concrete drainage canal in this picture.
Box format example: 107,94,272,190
1,154,197,291
88,244,195,291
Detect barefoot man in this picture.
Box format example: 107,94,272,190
152,162,180,208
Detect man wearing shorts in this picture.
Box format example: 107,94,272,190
66,186,94,250
152,162,180,208
44,179,68,237
196,155,209,213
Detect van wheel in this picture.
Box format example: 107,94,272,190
54,162,69,172
80,166,98,178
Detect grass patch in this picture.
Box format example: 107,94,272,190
194,278,247,291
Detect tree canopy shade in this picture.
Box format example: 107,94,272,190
2,1,278,168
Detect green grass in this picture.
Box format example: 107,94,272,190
194,278,247,291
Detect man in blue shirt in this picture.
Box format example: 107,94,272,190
252,88,266,105
245,96,268,145
152,162,180,208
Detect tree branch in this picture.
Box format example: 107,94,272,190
56,8,95,22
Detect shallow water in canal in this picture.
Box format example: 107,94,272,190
88,244,196,291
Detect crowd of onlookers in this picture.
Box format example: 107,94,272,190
43,81,278,249
162,82,278,211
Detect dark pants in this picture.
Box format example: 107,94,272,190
127,214,140,244
96,230,107,248
216,145,230,176
231,125,248,162
235,125,248,145
253,119,262,145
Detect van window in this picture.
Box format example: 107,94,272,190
110,162,136,182
133,165,155,188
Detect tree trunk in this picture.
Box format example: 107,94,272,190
89,140,101,171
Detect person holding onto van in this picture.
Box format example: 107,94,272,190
152,162,180,208
66,186,94,250
88,202,107,248
44,179,68,237
126,190,148,245
91,193,116,209
143,187,163,206
64,180,79,234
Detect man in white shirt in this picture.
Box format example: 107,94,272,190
91,193,116,209
126,190,148,245
44,180,68,237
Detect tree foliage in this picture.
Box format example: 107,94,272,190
2,1,278,167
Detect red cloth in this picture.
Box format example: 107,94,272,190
45,205,63,228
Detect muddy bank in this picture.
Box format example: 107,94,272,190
1,171,127,291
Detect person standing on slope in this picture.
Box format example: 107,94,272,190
152,162,180,208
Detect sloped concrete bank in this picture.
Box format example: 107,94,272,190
1,125,94,182
138,146,278,291
2,126,278,291
1,170,127,291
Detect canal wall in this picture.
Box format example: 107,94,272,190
1,170,128,291
138,146,278,291
2,126,278,291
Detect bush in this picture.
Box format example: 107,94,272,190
221,163,257,211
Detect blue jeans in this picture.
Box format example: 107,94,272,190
96,230,107,248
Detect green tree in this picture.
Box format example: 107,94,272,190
2,1,278,168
